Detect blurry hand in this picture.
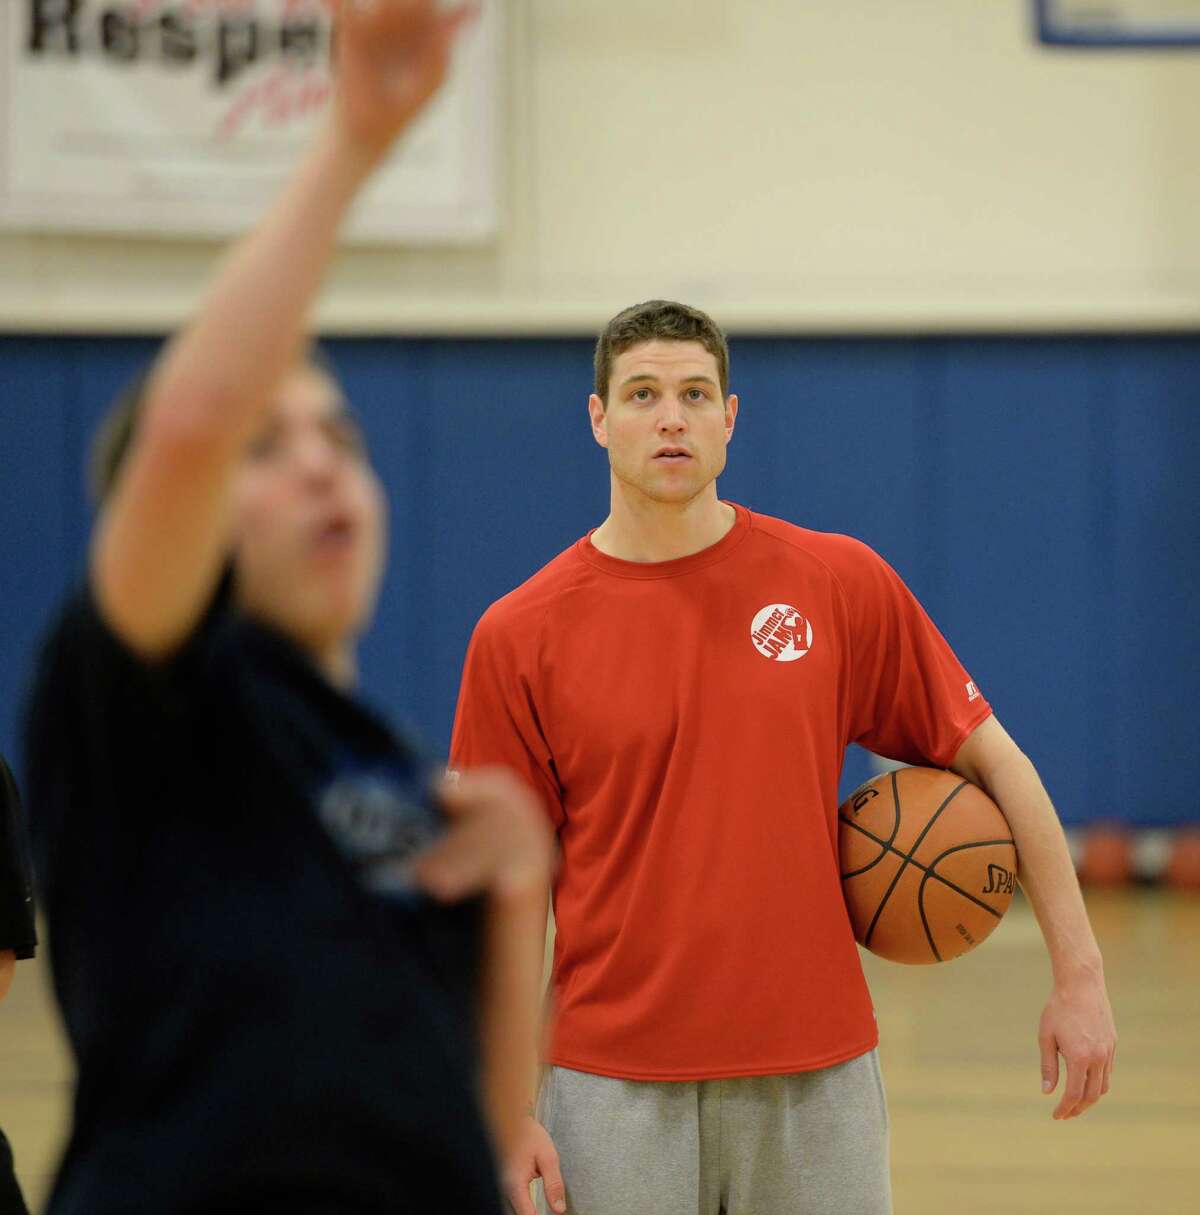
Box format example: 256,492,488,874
416,768,553,903
504,1114,567,1215
0,950,15,1003
332,0,475,157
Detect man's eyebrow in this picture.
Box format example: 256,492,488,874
618,373,720,389
323,400,359,426
319,403,365,438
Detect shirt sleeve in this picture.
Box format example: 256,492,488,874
0,756,37,959
833,538,992,768
449,604,565,830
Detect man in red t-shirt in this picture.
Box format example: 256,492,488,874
451,300,1117,1215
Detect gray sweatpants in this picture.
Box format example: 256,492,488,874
532,1050,891,1215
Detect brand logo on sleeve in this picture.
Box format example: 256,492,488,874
965,680,981,702
750,604,813,662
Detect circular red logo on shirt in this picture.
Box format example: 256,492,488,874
750,603,813,662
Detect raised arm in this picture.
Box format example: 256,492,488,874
950,714,1117,1120
93,0,471,658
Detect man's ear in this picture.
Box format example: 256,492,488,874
588,394,609,448
725,394,739,443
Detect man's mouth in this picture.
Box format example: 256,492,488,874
653,447,692,462
313,514,357,554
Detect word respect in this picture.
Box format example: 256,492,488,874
27,0,331,86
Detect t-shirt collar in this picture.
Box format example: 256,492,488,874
575,502,751,580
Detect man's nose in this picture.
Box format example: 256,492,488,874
657,397,688,431
294,434,340,484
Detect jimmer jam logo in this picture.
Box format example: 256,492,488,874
750,603,813,662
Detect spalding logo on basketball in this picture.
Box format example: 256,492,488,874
750,603,813,662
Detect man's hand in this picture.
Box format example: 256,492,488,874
418,768,553,1164
416,768,553,903
333,0,475,159
950,718,1117,1122
1039,969,1117,1120
504,1113,567,1215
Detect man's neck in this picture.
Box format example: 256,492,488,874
316,640,358,691
590,484,736,564
239,595,359,691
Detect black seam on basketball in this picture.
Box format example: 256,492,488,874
890,769,901,849
837,815,895,878
918,882,943,962
915,842,1015,964
845,816,1016,911
839,812,910,877
863,778,967,948
837,770,903,878
837,830,890,877
918,840,1018,918
841,818,895,850
917,866,979,962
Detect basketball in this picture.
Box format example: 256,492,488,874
838,767,1017,964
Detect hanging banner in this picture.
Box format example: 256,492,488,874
1036,0,1200,46
0,0,500,242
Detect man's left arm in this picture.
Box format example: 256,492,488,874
950,714,1117,1120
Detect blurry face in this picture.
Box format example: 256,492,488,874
589,340,737,505
230,365,386,655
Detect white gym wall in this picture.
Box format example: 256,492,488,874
1,0,1197,334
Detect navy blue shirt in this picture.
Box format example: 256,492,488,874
24,591,501,1215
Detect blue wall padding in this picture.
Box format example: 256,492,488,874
2,334,1196,826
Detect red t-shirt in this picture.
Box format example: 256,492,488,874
450,504,992,1081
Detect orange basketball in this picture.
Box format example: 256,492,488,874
838,766,1017,964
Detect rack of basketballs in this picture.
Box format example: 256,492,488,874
1071,824,1200,890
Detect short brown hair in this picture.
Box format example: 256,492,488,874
593,300,729,405
89,369,152,506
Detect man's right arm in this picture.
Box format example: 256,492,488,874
93,1,471,660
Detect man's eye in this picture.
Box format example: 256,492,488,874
687,389,706,401
330,424,364,453
632,388,652,402
247,432,281,460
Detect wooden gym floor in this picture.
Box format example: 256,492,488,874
2,889,1197,1214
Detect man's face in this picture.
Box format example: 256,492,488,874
230,365,386,654
589,340,737,505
